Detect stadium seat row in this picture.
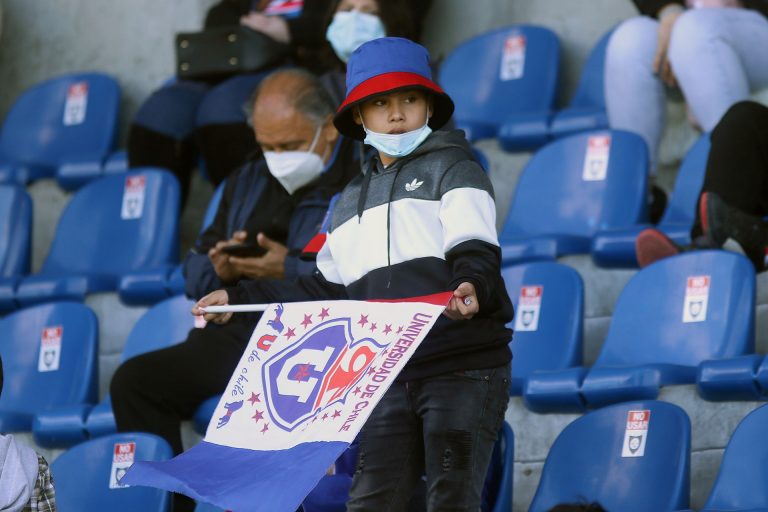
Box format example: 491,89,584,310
46,400,768,511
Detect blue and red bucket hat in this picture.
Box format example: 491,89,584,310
333,37,455,140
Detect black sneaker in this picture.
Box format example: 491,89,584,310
700,191,768,271
648,184,668,225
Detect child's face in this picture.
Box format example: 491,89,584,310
355,89,432,135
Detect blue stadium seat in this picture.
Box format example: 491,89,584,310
195,503,227,512
51,432,173,511
499,130,648,265
548,29,612,139
193,395,221,434
0,302,97,441
0,72,120,189
118,180,224,305
438,25,560,150
528,401,690,512
592,134,711,268
32,295,196,444
700,404,768,511
0,185,32,312
501,262,583,395
6,169,180,309
696,354,768,402
483,421,514,512
525,250,755,413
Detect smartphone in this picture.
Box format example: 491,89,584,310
220,243,268,258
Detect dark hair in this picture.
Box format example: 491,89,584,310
245,68,336,126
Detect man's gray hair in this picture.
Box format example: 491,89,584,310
244,68,336,126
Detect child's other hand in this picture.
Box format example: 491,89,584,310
444,282,478,320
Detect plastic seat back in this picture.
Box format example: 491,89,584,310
51,432,172,511
563,29,612,111
702,403,768,509
439,25,559,137
500,130,648,244
0,185,32,277
660,133,711,226
529,401,690,511
501,262,583,394
0,302,98,430
0,72,120,182
40,168,180,277
596,250,755,368
123,295,197,361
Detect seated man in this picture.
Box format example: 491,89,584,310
111,68,358,512
636,101,768,272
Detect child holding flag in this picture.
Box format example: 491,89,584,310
197,37,513,511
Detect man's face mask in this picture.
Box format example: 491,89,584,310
326,10,386,63
263,126,324,194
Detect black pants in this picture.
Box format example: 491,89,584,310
692,101,768,238
111,317,258,454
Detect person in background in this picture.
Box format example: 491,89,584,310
128,0,335,202
636,101,768,271
604,0,768,219
0,358,57,512
111,68,359,512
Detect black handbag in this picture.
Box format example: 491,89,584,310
175,25,290,81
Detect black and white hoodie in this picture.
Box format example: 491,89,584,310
228,130,513,380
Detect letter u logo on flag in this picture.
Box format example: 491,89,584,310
122,293,451,512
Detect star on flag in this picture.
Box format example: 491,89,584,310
248,392,261,406
301,314,313,328
319,307,330,320
252,410,264,423
285,327,296,339
358,314,368,326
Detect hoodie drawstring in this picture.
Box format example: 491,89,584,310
356,162,400,289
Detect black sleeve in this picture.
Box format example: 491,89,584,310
446,240,504,315
226,269,348,305
205,0,252,27
631,0,684,18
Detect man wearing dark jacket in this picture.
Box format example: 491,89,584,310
111,67,358,512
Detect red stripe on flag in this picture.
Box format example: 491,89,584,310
368,292,453,307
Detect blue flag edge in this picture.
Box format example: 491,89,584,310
122,439,350,511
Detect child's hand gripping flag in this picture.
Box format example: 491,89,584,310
121,292,452,511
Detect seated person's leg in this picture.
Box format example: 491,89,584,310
128,81,209,203
110,319,254,454
636,101,768,269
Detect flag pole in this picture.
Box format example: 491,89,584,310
198,304,271,313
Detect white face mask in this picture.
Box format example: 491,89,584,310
361,117,432,158
264,126,325,194
326,10,386,63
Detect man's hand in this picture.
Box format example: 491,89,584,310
653,4,683,88
229,233,288,280
240,12,291,43
208,231,247,282
444,282,479,321
192,289,233,325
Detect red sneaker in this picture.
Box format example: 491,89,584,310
635,228,684,268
